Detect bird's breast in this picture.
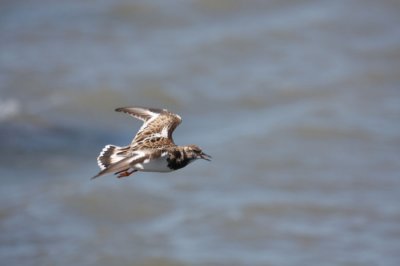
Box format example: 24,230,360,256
166,153,191,170
133,156,172,172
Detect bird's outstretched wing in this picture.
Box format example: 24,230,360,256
115,106,182,147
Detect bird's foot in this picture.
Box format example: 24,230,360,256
115,169,137,178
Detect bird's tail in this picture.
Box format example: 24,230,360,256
94,145,129,178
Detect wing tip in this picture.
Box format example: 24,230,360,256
115,106,168,113
115,107,127,113
91,173,101,180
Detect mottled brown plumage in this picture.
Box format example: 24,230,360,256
92,106,211,179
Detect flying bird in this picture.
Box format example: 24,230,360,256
92,106,211,179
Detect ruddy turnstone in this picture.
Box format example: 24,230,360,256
92,106,211,179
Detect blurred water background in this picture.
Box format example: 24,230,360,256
1,0,400,265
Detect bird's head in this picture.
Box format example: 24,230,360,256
184,145,212,162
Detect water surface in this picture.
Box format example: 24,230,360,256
1,0,400,265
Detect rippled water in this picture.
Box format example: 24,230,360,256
1,0,400,265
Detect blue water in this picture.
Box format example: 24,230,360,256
1,0,400,265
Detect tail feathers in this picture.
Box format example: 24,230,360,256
92,157,132,180
97,145,128,171
92,149,148,180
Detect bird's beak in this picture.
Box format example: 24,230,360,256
199,152,212,161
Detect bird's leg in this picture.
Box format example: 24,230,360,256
116,169,137,178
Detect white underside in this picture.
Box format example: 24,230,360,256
133,156,172,172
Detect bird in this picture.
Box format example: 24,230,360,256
92,106,211,179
